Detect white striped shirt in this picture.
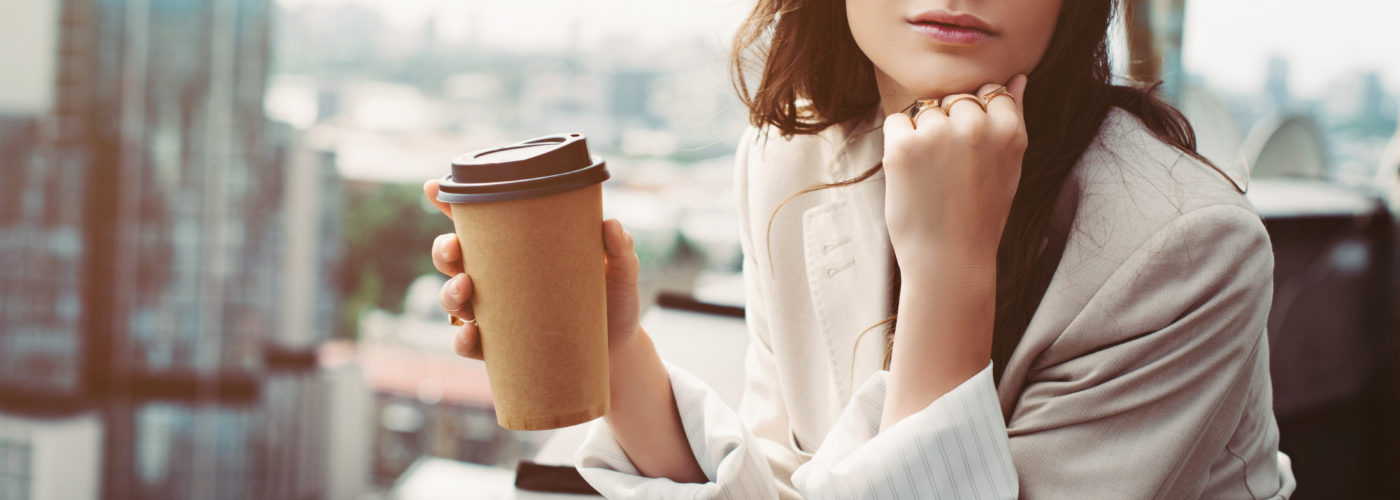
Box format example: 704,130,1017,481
574,361,1018,499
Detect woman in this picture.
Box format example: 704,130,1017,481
424,0,1297,497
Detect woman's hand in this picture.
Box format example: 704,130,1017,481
422,179,643,360
880,74,1029,274
425,180,704,482
878,75,1028,429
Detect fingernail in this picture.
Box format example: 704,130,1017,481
449,276,461,296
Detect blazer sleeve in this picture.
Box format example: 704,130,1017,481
1005,203,1291,499
784,203,1291,500
789,361,1019,499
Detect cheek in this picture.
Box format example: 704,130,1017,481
1007,1,1063,70
845,1,896,68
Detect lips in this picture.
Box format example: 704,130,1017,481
907,10,997,35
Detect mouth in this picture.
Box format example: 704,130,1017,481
907,9,997,44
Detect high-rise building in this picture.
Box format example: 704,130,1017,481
0,0,345,498
0,0,86,410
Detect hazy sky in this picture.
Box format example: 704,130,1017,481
291,0,1395,98
1182,0,1400,96
279,0,1398,97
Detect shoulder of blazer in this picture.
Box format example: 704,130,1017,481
1022,107,1272,351
995,108,1274,408
1061,107,1265,248
1076,106,1254,210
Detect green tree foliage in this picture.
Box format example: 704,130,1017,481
339,183,450,338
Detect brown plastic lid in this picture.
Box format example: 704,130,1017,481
436,133,609,204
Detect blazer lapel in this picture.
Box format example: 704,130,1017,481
799,125,895,405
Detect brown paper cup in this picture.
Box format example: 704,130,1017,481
447,175,609,430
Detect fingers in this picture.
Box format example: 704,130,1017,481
439,273,475,322
941,93,985,116
1007,73,1028,113
432,233,463,276
974,82,1005,96
442,272,480,360
911,102,948,131
603,219,639,286
883,111,916,142
452,321,483,360
422,179,454,219
980,75,1023,118
979,80,1021,137
428,181,478,360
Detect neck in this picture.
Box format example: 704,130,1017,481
874,68,920,117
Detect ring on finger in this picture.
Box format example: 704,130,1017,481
940,93,985,113
903,98,940,119
912,104,947,124
980,86,1014,106
449,315,476,327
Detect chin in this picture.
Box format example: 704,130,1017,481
903,70,998,97
882,54,1014,98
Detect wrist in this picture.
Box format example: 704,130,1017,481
895,237,996,275
609,325,649,366
899,252,996,295
893,263,995,359
607,326,659,401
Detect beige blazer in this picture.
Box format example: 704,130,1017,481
731,107,1291,498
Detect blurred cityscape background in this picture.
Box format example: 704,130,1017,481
0,0,1396,499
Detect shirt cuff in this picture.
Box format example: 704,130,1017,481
791,361,1018,500
574,361,779,500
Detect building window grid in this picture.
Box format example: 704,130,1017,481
3,2,333,498
0,440,32,500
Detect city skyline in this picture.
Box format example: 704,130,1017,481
270,0,1400,98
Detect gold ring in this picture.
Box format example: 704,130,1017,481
449,315,475,327
980,86,1014,106
912,104,946,123
903,98,940,120
940,93,985,112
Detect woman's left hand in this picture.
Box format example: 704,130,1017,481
881,74,1029,275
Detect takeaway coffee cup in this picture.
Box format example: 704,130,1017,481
435,134,610,430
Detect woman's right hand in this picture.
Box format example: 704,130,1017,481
423,179,644,360
424,181,703,483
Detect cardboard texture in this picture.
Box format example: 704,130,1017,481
449,183,610,430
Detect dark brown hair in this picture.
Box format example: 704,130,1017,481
732,0,1227,386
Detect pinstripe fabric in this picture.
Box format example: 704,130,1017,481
575,361,1015,500
575,362,780,500
790,363,1017,500
573,108,1298,499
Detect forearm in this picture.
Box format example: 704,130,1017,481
880,259,996,431
603,326,708,483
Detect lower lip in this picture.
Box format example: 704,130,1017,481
908,22,993,44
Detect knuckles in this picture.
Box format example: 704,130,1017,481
881,109,1027,171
